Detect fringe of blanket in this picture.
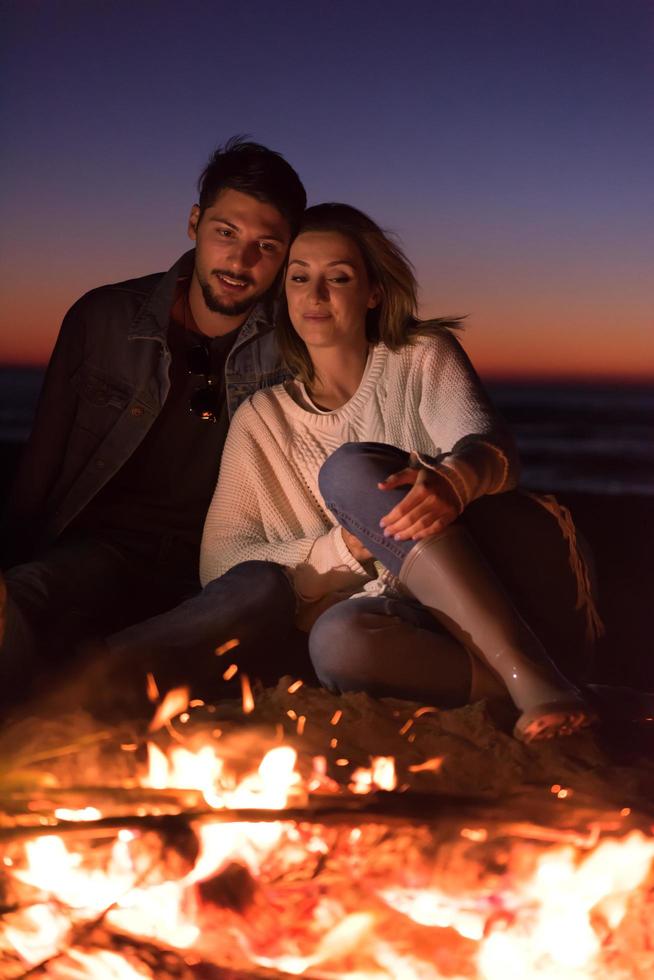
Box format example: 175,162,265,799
526,491,605,647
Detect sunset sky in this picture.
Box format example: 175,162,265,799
1,0,652,380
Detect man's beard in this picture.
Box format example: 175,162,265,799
198,269,266,318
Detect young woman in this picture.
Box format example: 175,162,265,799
199,204,600,741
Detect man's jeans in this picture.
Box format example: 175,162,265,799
1,534,303,711
103,560,309,712
1,535,172,703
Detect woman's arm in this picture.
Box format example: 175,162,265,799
199,401,371,596
379,332,520,541
420,331,519,501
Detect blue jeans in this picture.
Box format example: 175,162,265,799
1,535,195,705
311,442,593,699
319,442,433,577
309,595,472,705
2,541,305,713
96,560,309,714
311,442,472,701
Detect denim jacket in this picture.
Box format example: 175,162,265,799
3,250,288,560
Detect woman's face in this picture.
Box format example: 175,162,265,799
285,231,379,352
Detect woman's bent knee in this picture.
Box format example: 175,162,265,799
309,601,380,693
318,442,407,507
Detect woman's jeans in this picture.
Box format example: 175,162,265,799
310,442,593,702
319,442,431,575
311,442,473,703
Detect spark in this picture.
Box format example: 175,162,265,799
146,672,159,702
215,637,240,656
149,686,190,732
241,673,254,714
222,663,238,681
408,757,444,773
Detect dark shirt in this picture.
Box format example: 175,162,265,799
71,283,238,562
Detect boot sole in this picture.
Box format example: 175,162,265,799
514,701,596,743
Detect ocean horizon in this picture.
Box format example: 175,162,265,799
1,366,652,497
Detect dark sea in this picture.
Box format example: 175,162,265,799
1,367,652,497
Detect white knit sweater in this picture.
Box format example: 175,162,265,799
200,332,518,605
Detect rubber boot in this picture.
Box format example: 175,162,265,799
399,524,595,741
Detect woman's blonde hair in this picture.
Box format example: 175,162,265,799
277,203,462,383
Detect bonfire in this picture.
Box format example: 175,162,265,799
1,661,654,979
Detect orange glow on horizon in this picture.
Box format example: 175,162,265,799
2,288,652,382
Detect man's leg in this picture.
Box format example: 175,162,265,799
1,537,139,705
93,560,306,712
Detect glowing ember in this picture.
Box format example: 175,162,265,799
408,756,444,773
214,637,240,656
240,673,254,714
148,685,190,732
144,672,159,702
53,807,102,822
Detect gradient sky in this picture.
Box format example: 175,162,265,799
1,0,652,379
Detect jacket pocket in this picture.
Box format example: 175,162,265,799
71,365,132,409
69,365,134,453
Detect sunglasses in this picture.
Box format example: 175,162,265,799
187,344,219,422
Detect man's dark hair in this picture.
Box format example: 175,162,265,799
197,136,306,235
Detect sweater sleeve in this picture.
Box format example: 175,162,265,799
199,399,371,595
415,332,520,509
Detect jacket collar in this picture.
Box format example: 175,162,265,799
128,248,274,344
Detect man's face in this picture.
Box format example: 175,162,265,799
188,188,291,318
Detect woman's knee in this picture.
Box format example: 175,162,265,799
309,601,380,693
318,442,408,511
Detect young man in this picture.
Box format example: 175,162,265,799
1,138,306,706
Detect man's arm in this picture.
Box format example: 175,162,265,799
1,303,85,562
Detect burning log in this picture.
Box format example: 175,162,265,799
2,787,654,978
2,681,654,976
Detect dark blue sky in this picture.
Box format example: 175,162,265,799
1,0,653,376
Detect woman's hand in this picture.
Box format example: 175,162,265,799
378,464,461,541
341,528,374,563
